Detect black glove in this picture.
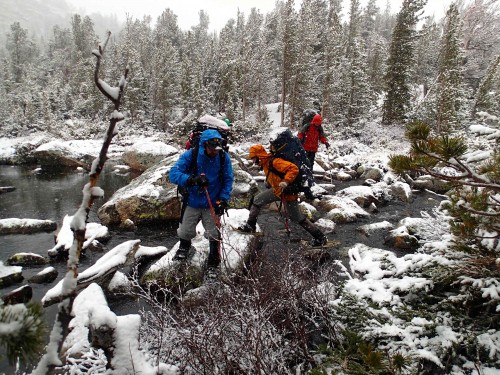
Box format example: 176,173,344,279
214,200,228,216
325,142,330,149
195,175,209,187
187,174,209,188
186,174,196,186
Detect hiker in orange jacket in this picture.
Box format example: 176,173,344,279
238,144,327,247
297,114,330,166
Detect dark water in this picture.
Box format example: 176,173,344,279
0,165,176,373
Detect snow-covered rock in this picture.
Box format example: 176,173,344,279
0,218,57,235
122,139,178,172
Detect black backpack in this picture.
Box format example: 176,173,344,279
268,129,315,195
301,109,318,126
185,117,230,152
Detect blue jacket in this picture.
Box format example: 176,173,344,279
169,129,233,209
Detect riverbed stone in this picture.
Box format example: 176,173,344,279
336,185,380,208
318,196,370,223
32,140,93,170
390,181,413,202
28,266,58,284
122,140,178,172
0,218,57,235
2,285,32,304
360,167,384,182
0,186,15,194
384,226,419,250
7,252,48,267
0,262,23,288
412,175,452,194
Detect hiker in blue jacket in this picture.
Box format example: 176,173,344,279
169,129,234,273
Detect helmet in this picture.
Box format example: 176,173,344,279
224,118,232,126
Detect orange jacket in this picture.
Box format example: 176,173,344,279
250,145,299,201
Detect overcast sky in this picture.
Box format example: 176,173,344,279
66,0,453,31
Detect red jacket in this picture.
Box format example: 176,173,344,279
298,123,328,152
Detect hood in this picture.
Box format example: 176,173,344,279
248,144,270,159
200,129,223,148
311,114,322,125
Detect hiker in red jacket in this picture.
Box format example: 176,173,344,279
297,114,330,166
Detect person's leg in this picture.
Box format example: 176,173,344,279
175,206,201,259
239,189,278,232
200,208,220,268
306,151,316,167
286,199,327,246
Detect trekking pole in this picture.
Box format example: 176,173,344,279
201,174,224,263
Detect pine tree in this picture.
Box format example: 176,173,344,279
473,54,499,116
321,0,343,122
6,22,39,83
436,3,466,133
461,0,500,90
382,0,426,125
276,0,299,127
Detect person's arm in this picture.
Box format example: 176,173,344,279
169,150,194,187
219,153,234,201
274,158,299,185
318,125,329,145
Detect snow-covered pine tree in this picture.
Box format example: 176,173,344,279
461,0,500,90
408,16,440,124
6,22,39,84
344,0,374,125
473,54,499,116
382,0,426,125
320,0,343,123
436,3,466,133
276,0,299,127
70,15,103,119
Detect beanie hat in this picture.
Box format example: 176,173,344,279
311,114,322,125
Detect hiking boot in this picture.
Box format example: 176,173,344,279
173,248,189,260
174,238,191,260
207,239,221,268
237,205,260,233
238,222,256,233
310,235,327,247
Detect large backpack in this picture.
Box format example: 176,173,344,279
301,109,318,127
268,129,315,195
185,115,230,152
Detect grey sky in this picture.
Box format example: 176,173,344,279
66,0,453,31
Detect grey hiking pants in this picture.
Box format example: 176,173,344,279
253,189,305,223
177,206,219,241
